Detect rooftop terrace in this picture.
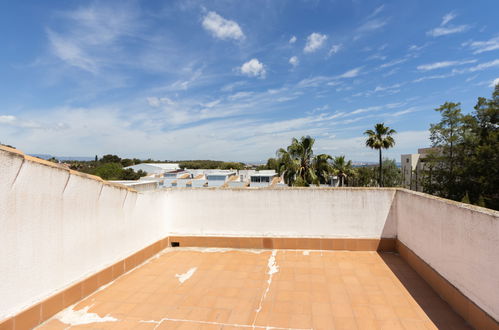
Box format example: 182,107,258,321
0,145,498,330
37,248,470,330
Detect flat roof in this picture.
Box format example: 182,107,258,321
37,248,469,329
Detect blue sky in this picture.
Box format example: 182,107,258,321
1,0,498,162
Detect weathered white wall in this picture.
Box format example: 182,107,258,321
396,189,499,321
0,149,168,320
164,188,398,238
2,145,498,324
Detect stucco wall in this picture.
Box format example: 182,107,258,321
396,189,499,321
0,148,168,320
164,188,398,238
1,145,498,323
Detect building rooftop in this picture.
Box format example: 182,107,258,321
0,145,498,330
37,248,469,330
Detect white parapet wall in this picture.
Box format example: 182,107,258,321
163,188,398,238
0,148,168,320
1,145,499,324
396,189,499,322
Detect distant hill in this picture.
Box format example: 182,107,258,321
29,154,94,161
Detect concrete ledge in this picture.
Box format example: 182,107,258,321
397,240,499,329
0,237,170,330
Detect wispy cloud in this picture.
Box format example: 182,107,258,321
417,59,476,71
468,59,499,72
327,44,342,56
379,58,408,69
45,3,140,73
463,36,499,54
354,17,388,40
427,12,469,37
289,35,297,44
304,33,327,53
202,11,245,41
339,67,362,78
441,12,457,26
367,5,385,20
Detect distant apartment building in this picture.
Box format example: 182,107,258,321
401,147,439,191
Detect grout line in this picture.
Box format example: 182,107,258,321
144,316,311,330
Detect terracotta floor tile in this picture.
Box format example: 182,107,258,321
334,317,359,330
312,314,335,329
36,249,470,330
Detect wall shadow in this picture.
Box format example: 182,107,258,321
378,252,471,330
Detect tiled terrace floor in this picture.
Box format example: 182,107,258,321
37,248,470,330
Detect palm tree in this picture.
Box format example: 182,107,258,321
364,123,396,187
313,154,333,184
277,136,319,186
331,156,353,187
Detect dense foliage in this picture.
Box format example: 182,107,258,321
349,159,401,187
177,160,245,170
67,154,147,180
422,85,499,210
260,136,401,187
65,155,246,180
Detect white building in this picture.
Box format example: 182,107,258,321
206,171,237,187
124,163,180,175
249,171,277,188
401,147,438,191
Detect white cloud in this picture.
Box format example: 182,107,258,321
441,12,456,26
339,67,361,78
47,30,98,73
413,73,454,83
489,78,499,88
289,56,299,67
44,3,140,73
304,33,327,53
367,5,385,19
240,58,266,78
0,115,17,124
289,35,297,44
427,25,469,37
328,44,342,56
379,58,408,69
228,91,254,100
357,19,387,33
202,11,245,41
147,97,175,107
427,13,469,37
417,59,477,71
469,59,499,72
463,36,499,54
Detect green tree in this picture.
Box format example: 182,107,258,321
380,159,402,187
364,123,396,187
350,166,377,187
93,163,123,180
422,86,498,209
100,154,122,163
121,158,134,167
277,136,318,186
331,156,353,187
313,154,333,184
